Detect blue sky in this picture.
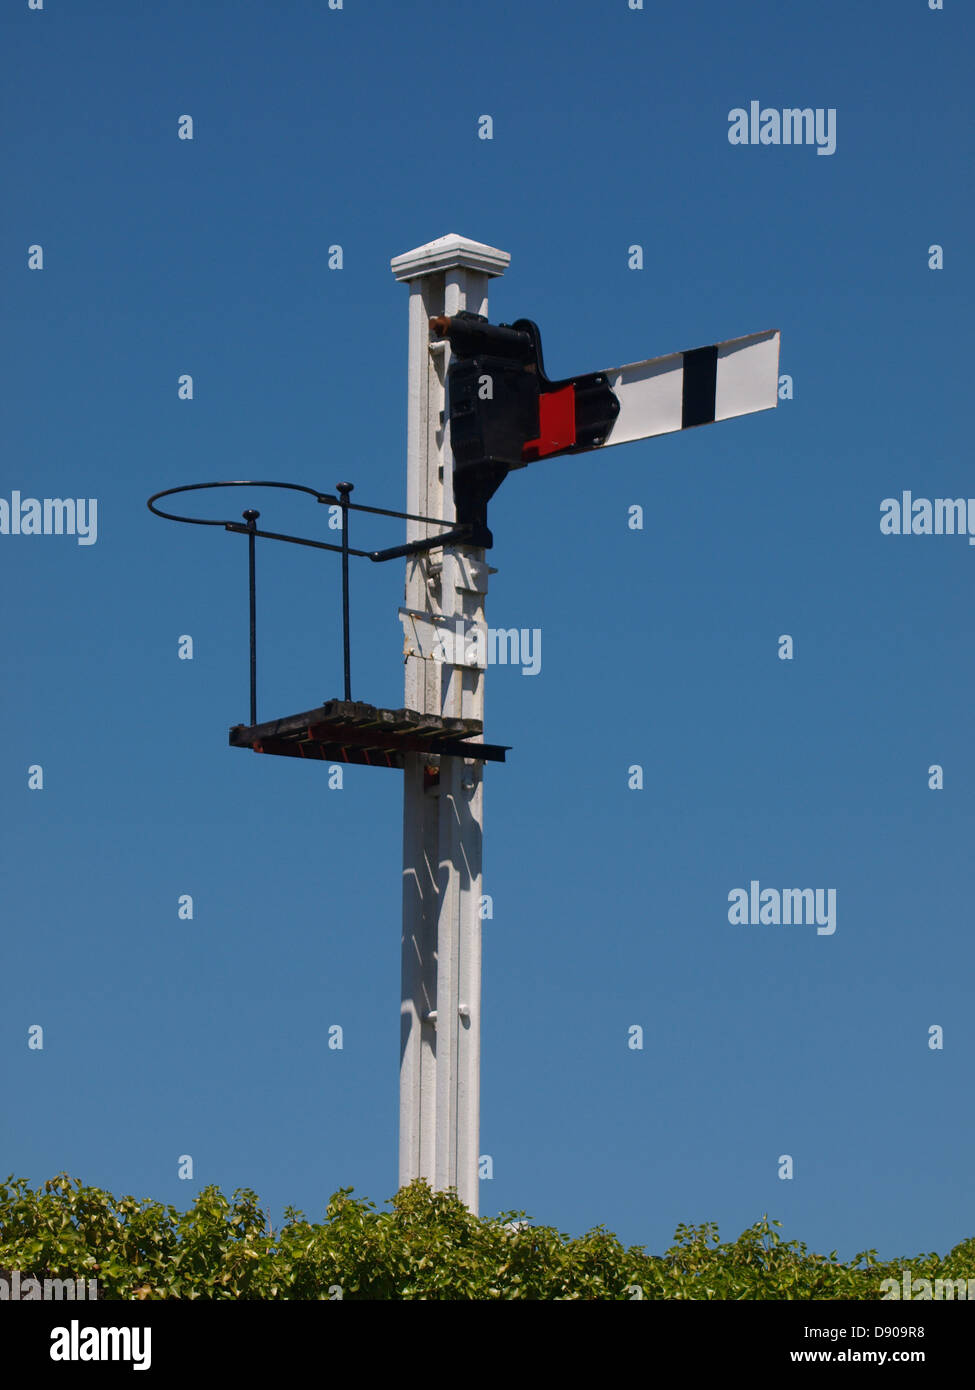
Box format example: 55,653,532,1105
3,0,973,1267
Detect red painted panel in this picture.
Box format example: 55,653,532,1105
522,384,576,460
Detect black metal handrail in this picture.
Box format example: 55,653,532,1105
147,479,483,725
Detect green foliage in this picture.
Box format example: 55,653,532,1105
1,1173,971,1300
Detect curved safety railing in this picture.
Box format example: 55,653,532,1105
147,478,479,726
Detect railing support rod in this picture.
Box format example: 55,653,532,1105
243,509,260,726
337,483,353,702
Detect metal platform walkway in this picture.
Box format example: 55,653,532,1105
229,698,508,768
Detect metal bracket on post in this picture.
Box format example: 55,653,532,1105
431,310,620,530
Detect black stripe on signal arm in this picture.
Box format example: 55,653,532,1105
681,345,718,429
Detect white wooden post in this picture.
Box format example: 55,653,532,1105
391,234,510,1213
